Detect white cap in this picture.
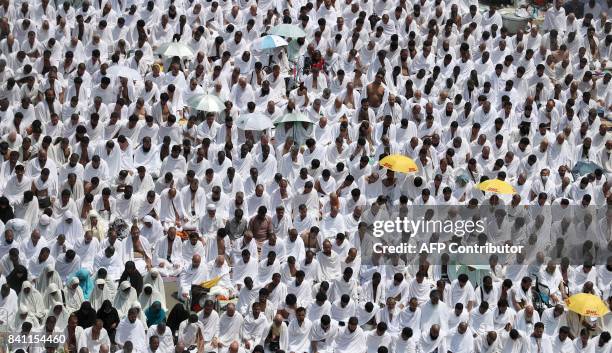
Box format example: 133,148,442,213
39,214,51,225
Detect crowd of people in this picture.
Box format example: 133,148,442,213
0,0,611,351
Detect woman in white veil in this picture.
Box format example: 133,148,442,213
64,277,85,313
143,269,166,309
130,302,148,329
45,301,70,330
37,214,58,242
43,283,64,308
139,283,164,311
90,278,113,311
113,281,138,318
11,304,41,332
36,264,63,294
18,281,46,323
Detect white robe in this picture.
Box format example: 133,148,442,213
333,325,366,353
178,264,209,296
241,310,269,347
417,333,448,353
55,253,82,283
365,331,393,353
218,312,244,347
287,318,313,353
116,317,147,353
198,309,220,342
419,300,449,332
0,288,18,325
54,214,85,248
447,329,474,353
318,251,341,282
231,257,258,285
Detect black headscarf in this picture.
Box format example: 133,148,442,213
75,301,97,328
0,197,14,224
6,265,28,294
166,302,190,336
96,300,120,332
119,261,143,295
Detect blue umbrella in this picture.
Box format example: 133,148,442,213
571,161,602,179
251,35,289,51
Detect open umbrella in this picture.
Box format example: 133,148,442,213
379,154,418,173
269,24,307,38
236,113,274,131
186,94,225,112
274,112,313,124
106,65,142,81
475,179,516,195
156,42,194,57
566,293,610,317
572,161,602,179
251,35,288,51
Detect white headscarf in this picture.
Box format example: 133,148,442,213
138,283,164,311
64,277,85,313
45,301,70,330
143,269,166,308
43,283,64,308
90,278,113,311
113,281,138,317
37,264,63,293
37,214,58,242
18,281,45,321
11,304,40,332
131,302,148,329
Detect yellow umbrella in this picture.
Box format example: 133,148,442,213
379,155,418,173
566,293,610,317
200,276,221,289
475,179,516,195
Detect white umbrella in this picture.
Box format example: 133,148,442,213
186,94,225,112
274,112,313,124
106,65,142,81
250,35,288,51
155,42,195,58
236,113,274,131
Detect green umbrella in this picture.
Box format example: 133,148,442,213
186,94,225,112
274,112,313,124
269,24,307,38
